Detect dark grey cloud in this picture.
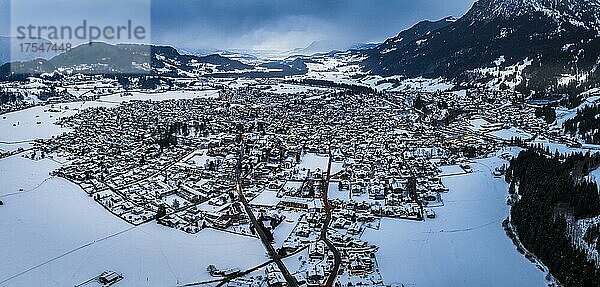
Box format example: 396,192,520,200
150,0,476,50
0,0,476,51
0,0,8,36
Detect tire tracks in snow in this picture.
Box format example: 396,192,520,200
0,225,138,285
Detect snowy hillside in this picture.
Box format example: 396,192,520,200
359,0,600,95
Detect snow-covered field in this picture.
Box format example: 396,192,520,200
0,90,267,287
0,90,218,152
469,118,490,131
362,156,548,287
555,95,600,127
0,154,267,287
263,84,332,95
330,162,344,176
0,142,31,154
299,153,328,171
100,90,219,103
272,211,301,249
489,127,533,140
533,138,600,155
0,105,72,144
439,164,466,176
590,167,600,189
328,182,348,201
250,189,280,207
468,118,532,140
301,55,365,87
0,155,61,196
0,101,117,152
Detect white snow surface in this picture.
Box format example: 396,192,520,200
0,156,267,287
533,138,600,155
555,95,600,127
0,90,218,150
0,101,117,144
299,153,329,171
250,190,280,207
0,155,61,197
590,167,600,189
262,84,332,95
489,127,533,140
361,156,548,287
100,90,219,103
0,106,73,143
469,118,491,131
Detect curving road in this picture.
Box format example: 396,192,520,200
321,151,342,287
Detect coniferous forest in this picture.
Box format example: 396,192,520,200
506,149,600,286
563,104,600,145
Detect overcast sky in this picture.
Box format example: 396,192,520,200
1,0,476,51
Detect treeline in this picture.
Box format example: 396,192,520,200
156,122,186,149
0,90,25,105
534,106,556,124
564,104,600,144
112,75,177,90
506,149,600,286
37,85,67,101
515,33,600,99
156,121,210,149
561,93,584,109
584,224,600,253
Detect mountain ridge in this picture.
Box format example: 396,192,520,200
0,42,256,79
359,0,600,95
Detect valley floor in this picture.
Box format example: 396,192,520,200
0,91,576,287
361,153,548,287
0,154,267,287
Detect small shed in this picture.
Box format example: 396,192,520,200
99,271,123,286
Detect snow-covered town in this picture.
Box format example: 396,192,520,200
3,1,600,287
2,69,599,287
